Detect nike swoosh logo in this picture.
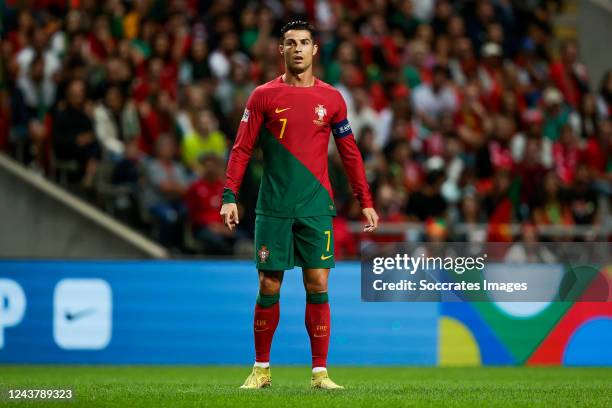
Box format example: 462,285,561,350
321,254,333,260
275,107,291,113
65,308,96,321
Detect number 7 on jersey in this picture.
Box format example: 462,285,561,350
278,118,288,139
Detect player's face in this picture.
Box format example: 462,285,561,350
279,30,318,74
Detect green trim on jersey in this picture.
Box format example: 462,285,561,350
256,129,336,218
222,188,236,204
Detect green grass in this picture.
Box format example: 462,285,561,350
1,366,611,407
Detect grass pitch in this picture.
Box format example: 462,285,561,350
1,366,611,407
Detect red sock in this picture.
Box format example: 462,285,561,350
305,301,330,368
254,302,279,362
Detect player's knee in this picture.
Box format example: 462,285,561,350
304,276,328,294
259,273,282,294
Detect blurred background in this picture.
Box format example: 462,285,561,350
0,0,610,258
0,0,611,367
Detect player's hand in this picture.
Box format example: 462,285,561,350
220,203,239,231
362,208,379,233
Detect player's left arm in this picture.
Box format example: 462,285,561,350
331,93,379,233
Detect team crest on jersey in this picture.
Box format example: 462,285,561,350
258,245,269,263
241,108,250,122
313,104,327,126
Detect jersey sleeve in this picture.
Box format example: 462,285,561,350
223,87,265,204
331,92,374,209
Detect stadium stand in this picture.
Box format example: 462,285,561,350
0,0,610,256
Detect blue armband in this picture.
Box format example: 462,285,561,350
331,118,352,138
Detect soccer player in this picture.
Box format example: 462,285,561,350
220,20,379,390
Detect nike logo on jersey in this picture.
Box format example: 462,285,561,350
321,254,333,260
275,107,291,113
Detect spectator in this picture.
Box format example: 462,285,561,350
176,84,209,137
9,54,53,171
582,120,612,185
15,26,61,83
412,64,458,129
16,53,55,120
511,109,553,168
478,42,505,110
485,169,516,242
597,70,612,119
112,138,143,189
179,38,211,84
405,168,447,221
386,138,424,193
514,136,548,216
111,138,145,223
181,110,227,173
488,115,515,171
375,178,407,223
457,81,490,149
514,37,548,107
570,93,599,139
142,134,190,250
549,40,589,108
430,0,453,37
348,88,379,143
215,63,256,116
93,86,140,157
542,87,571,141
552,124,581,185
449,36,477,87
532,171,573,227
455,193,487,243
440,134,464,204
5,10,35,55
52,79,101,187
208,32,249,80
185,154,234,254
390,0,422,39
567,163,601,226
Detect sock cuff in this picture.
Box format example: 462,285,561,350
306,292,328,304
256,292,280,308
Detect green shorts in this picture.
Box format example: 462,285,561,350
254,214,335,270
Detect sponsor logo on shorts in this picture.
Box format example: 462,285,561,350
321,254,333,260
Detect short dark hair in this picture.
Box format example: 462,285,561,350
280,20,316,42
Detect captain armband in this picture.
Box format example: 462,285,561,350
331,119,352,138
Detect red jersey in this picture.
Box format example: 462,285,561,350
186,179,224,227
223,76,373,217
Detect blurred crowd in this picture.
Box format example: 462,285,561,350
0,0,610,255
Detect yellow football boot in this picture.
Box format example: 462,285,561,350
239,366,271,389
311,370,344,390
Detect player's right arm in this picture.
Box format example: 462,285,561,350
220,87,265,231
